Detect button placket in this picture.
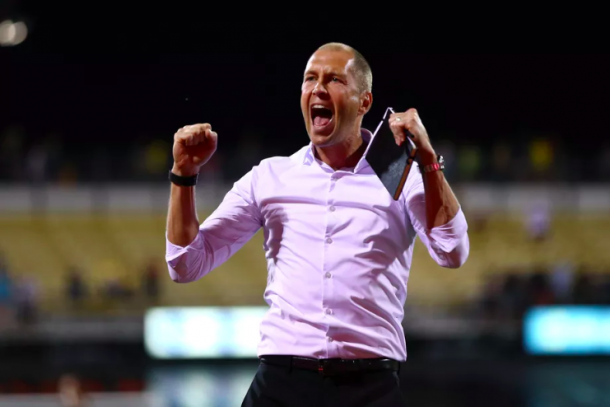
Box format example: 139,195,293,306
322,173,337,355
325,173,337,248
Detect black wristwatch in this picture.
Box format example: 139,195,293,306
169,170,198,186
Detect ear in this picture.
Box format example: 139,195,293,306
358,91,373,115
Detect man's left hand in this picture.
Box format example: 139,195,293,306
389,108,434,155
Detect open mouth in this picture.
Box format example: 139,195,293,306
310,104,334,128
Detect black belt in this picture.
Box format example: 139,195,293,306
259,355,399,376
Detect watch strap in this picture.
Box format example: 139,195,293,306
419,155,445,173
169,170,198,186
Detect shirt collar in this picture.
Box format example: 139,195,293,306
303,128,373,173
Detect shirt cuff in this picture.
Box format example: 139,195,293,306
427,207,468,253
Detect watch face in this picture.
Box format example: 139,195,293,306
437,155,445,170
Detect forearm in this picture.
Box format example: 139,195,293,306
418,148,460,229
166,167,263,282
166,169,200,247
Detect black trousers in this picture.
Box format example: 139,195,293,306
241,359,407,406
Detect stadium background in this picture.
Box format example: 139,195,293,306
1,5,610,407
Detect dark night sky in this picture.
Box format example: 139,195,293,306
3,6,609,163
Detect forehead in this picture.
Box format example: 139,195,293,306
305,49,355,76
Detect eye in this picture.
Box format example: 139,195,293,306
332,77,339,82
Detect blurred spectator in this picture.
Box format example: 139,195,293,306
499,273,526,319
2,122,610,183
526,271,554,306
142,260,160,302
549,261,574,304
601,274,610,304
14,275,40,325
570,272,593,305
478,273,504,319
587,273,609,304
477,264,610,321
0,256,12,323
485,265,610,312
66,267,88,306
102,277,133,300
526,202,550,241
58,374,88,407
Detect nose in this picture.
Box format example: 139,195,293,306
312,82,327,96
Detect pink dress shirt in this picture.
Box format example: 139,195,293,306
165,128,469,361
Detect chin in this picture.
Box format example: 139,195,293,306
308,122,336,146
309,131,336,147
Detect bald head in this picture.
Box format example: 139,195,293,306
315,42,372,94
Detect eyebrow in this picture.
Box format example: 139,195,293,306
304,69,346,77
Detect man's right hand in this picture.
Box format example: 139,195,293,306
172,123,218,177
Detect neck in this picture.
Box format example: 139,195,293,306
314,130,366,170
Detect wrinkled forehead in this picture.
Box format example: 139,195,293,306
304,50,355,76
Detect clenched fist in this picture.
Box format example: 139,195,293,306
389,108,431,150
172,123,218,177
388,108,436,162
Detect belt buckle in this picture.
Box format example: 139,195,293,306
318,360,324,376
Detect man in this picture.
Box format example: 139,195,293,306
165,43,469,406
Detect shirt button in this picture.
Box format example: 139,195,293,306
327,336,333,342
326,309,332,314
325,272,331,278
326,237,332,244
329,206,335,212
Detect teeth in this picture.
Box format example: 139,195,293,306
312,104,329,110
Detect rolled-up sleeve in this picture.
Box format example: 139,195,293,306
403,166,470,268
165,167,263,283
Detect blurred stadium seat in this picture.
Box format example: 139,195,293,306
1,207,609,314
